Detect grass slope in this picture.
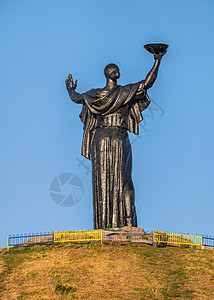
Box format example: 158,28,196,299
0,243,213,299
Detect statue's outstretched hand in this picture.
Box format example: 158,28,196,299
153,52,166,61
65,74,77,90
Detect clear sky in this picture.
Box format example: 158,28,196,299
1,0,214,248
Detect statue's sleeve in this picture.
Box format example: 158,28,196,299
68,89,85,104
126,80,151,135
132,80,151,110
135,80,145,96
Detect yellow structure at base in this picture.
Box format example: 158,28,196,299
54,230,103,245
153,232,203,249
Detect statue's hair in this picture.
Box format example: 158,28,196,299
104,63,119,77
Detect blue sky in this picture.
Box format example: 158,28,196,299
0,0,214,248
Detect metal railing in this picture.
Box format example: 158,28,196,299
7,230,213,250
153,232,203,249
54,230,103,244
7,232,54,250
103,230,152,243
202,235,214,248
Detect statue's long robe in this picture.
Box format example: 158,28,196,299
79,81,151,228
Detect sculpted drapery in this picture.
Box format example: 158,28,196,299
80,81,150,160
66,54,164,228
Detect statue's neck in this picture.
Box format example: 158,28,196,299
105,78,117,90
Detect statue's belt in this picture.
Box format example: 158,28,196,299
96,114,127,129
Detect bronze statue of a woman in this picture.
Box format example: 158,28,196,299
66,43,168,229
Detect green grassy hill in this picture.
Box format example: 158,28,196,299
0,243,213,299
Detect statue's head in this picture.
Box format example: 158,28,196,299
104,63,120,80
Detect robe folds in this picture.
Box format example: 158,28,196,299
79,81,151,228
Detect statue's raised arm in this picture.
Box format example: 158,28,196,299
144,52,165,90
65,74,84,104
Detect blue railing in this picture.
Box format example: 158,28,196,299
202,235,214,248
8,232,54,250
